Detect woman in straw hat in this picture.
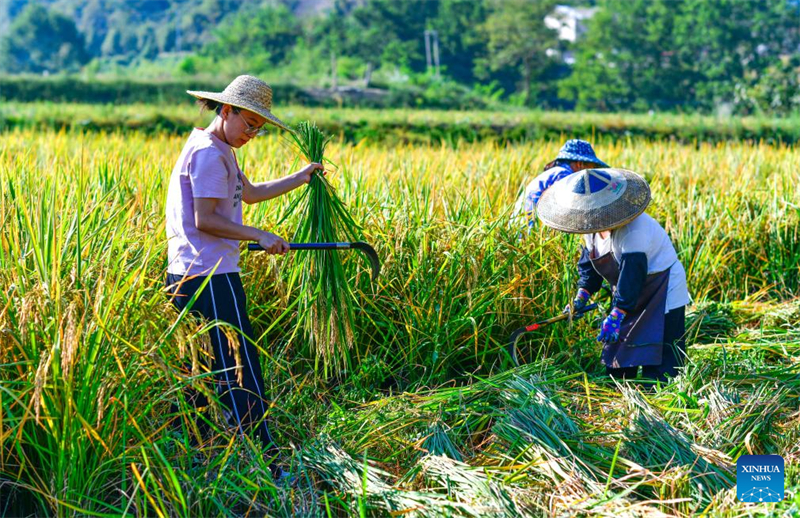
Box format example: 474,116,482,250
165,75,318,478
537,168,691,382
512,139,610,229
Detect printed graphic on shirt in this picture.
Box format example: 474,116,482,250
233,175,243,208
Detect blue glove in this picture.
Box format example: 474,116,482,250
563,288,591,317
597,307,626,343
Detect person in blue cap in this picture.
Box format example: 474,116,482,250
512,139,610,229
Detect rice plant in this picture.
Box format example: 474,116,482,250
0,123,798,517
282,121,362,378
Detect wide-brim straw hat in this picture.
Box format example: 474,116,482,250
537,168,651,233
187,75,289,131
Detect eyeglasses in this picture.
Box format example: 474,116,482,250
235,110,267,137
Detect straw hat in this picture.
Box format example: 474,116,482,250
187,75,289,131
536,168,651,233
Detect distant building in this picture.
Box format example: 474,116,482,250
545,5,597,42
544,5,597,65
293,0,338,16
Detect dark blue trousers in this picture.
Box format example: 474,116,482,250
166,272,275,451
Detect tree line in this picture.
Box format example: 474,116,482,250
1,0,798,114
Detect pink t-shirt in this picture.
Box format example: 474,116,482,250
166,129,245,276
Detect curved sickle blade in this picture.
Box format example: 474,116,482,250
350,242,381,282
507,328,526,367
506,302,599,368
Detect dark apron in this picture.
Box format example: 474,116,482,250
589,244,670,368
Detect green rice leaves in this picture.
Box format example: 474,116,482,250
285,121,362,378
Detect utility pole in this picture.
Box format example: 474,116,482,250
331,50,338,90
363,62,373,88
424,30,440,79
425,29,432,71
432,30,440,79
175,9,181,52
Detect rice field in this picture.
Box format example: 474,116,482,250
0,122,799,516
4,101,800,143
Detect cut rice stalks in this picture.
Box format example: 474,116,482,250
283,121,362,378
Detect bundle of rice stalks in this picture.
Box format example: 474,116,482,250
752,300,800,329
419,420,464,461
301,437,500,517
664,365,794,456
284,121,362,377
412,455,521,516
703,382,787,457
619,386,734,507
686,301,738,343
491,377,604,495
654,366,737,438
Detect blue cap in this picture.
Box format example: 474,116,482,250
555,139,609,168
